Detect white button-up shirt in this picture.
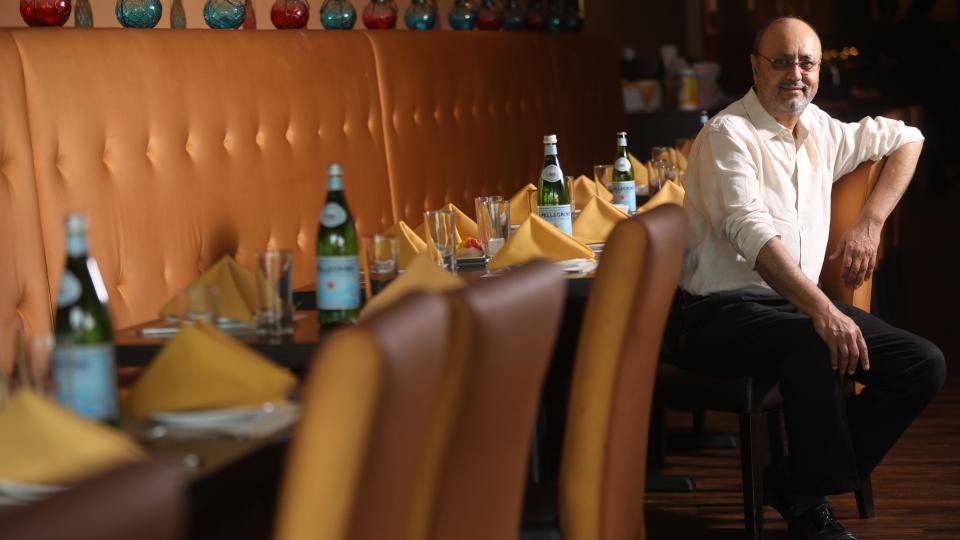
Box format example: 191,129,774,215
680,89,924,296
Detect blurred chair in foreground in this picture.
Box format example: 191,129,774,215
418,260,566,540
273,292,452,540
0,462,185,540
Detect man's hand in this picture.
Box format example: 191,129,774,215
827,216,882,288
812,303,870,375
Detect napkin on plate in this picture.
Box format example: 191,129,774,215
637,180,685,214
488,214,595,270
359,253,463,320
159,256,259,323
571,175,613,209
573,195,629,245
123,323,297,419
384,221,428,270
0,391,144,485
509,183,538,225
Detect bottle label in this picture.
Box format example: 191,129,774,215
612,181,637,214
57,270,82,307
541,164,563,183
614,157,632,172
321,202,348,228
53,343,117,422
317,256,360,310
538,204,573,235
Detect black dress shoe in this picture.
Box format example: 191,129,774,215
789,503,858,540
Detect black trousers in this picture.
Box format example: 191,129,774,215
680,291,946,496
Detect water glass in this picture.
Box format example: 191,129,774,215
423,209,457,271
173,284,220,325
364,234,399,296
256,250,294,337
592,164,612,200
565,176,577,211
474,196,510,261
650,159,667,195
651,146,670,163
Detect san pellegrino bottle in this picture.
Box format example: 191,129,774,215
53,214,118,424
316,163,360,326
537,134,573,235
612,131,637,214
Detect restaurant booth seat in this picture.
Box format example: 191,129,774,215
654,158,888,540
0,29,622,350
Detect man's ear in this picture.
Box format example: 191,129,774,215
749,54,760,82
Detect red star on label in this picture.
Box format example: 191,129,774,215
618,194,625,200
326,281,336,290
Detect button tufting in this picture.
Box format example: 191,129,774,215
256,130,266,147
285,126,295,145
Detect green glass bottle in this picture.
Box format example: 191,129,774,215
536,134,573,235
612,131,637,213
316,163,360,326
53,214,118,425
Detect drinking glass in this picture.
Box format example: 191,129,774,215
650,159,667,195
1,321,53,409
665,163,680,185
423,209,457,271
255,250,294,337
526,187,538,216
565,176,577,212
474,196,510,262
651,146,669,163
363,234,399,296
173,284,220,325
593,164,612,201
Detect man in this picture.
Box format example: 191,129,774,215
680,16,945,540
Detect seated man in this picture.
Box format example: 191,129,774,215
680,16,945,540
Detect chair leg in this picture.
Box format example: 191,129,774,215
855,475,876,518
739,413,765,540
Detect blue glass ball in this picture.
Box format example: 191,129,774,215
448,6,476,30
204,0,245,29
115,0,162,28
321,2,357,29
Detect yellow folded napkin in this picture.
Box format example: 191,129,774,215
442,203,480,240
124,323,297,419
629,155,649,186
160,256,259,323
385,221,427,270
675,148,688,171
488,214,595,270
637,180,685,214
509,183,538,225
0,391,144,485
571,175,613,209
573,195,629,245
359,254,463,320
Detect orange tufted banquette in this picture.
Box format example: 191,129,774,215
0,29,623,339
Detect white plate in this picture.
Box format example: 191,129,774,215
151,404,275,428
554,258,597,273
0,482,65,506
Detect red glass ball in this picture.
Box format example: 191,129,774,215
20,0,72,26
362,4,397,29
271,0,310,29
477,9,502,30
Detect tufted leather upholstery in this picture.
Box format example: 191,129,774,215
0,29,624,334
366,32,622,224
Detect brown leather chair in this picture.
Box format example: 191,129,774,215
274,292,452,540
413,260,566,540
0,462,185,540
655,159,887,540
558,205,687,540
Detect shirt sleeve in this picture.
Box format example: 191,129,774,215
700,122,780,268
829,115,924,181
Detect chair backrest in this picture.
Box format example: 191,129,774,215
559,205,687,540
274,292,451,540
0,463,184,540
418,260,566,540
822,158,886,310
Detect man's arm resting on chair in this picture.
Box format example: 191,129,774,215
755,237,870,376
828,141,923,287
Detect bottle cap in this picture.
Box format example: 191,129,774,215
616,131,627,137
543,134,558,144
65,213,88,234
327,162,343,176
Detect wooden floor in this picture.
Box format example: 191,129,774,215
645,171,960,539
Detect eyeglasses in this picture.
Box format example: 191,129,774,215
754,53,820,73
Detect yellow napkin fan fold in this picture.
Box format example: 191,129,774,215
385,221,428,270
124,323,297,419
573,196,629,245
571,175,613,209
160,256,259,323
359,254,463,320
509,183,538,225
0,391,145,485
488,214,594,270
637,180,685,214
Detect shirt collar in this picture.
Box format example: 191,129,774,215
743,88,812,144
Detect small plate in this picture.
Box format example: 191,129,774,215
0,482,65,506
456,256,486,269
554,258,597,273
151,404,275,428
